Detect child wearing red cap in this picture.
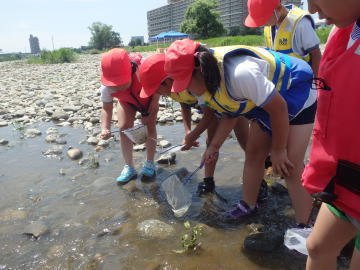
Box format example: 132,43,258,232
301,1,360,269
165,39,315,226
139,53,251,196
245,0,321,76
100,48,159,184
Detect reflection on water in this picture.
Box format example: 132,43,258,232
0,123,306,269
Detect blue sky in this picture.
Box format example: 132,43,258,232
1,0,167,53
1,0,312,53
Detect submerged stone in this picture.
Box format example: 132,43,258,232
136,219,174,239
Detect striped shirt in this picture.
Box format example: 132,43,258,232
348,19,360,48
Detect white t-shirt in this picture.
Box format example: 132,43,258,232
348,19,360,49
272,17,320,55
99,85,117,103
223,55,276,107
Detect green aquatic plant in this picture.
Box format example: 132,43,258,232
84,153,100,169
174,221,203,254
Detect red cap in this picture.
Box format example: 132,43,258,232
101,48,131,86
245,0,280,27
165,39,200,93
139,54,167,98
129,52,143,65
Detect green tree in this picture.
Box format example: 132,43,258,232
88,22,122,50
181,0,225,39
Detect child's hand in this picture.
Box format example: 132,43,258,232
201,145,219,164
270,149,294,178
181,133,199,150
100,129,111,140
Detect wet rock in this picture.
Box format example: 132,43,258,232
13,109,25,118
51,109,69,121
0,139,9,145
159,140,171,148
0,209,28,222
47,245,65,259
157,152,176,165
55,138,67,145
79,155,99,168
95,146,104,152
67,148,83,160
97,139,109,147
244,230,284,252
136,219,174,239
42,147,63,158
174,167,189,179
63,105,80,112
87,136,99,145
89,117,99,124
46,127,59,134
134,144,146,151
23,221,49,239
271,182,288,195
191,112,203,123
59,168,66,175
24,128,42,138
0,121,8,127
45,134,58,143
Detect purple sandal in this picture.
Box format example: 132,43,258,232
227,200,258,218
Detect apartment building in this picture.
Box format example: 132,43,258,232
148,0,302,40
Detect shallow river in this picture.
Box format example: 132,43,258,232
0,122,306,270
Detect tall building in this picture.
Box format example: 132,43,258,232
148,0,302,41
29,34,40,54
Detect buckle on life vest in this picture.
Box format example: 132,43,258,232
312,176,337,204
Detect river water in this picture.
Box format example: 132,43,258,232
0,120,308,270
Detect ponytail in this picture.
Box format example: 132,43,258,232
130,61,138,74
194,45,221,96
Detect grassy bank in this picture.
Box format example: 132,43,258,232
27,48,77,64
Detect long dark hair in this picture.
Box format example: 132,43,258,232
130,61,138,74
194,45,221,96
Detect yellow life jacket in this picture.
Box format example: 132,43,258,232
202,45,292,117
170,90,198,107
264,5,315,63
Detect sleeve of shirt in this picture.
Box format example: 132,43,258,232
294,17,320,55
100,86,114,103
232,61,276,107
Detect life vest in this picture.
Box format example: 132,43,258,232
202,45,312,129
111,71,150,113
302,23,360,221
264,4,315,63
170,90,198,107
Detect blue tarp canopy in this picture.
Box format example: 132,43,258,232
149,31,188,40
163,31,188,38
149,32,167,40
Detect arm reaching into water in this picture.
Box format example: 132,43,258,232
201,116,238,164
182,106,216,150
100,102,113,140
262,91,294,177
180,103,200,147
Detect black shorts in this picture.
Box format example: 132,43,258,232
290,101,317,125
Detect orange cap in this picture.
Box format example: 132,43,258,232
139,54,167,98
101,48,131,86
245,0,280,27
165,39,200,93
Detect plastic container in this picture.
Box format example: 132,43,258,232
284,227,312,255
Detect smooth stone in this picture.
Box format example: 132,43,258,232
244,231,284,252
45,134,58,143
159,140,171,148
24,128,42,138
87,136,99,145
157,152,176,165
23,221,49,238
134,144,146,151
67,148,83,160
0,139,9,145
136,219,174,239
0,121,8,127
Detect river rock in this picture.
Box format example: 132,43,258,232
157,152,176,165
24,128,42,138
23,221,49,239
97,139,109,147
0,121,8,127
191,112,203,123
67,148,83,160
159,140,171,148
134,144,146,151
244,231,284,252
0,139,9,145
87,136,99,145
45,134,58,143
136,219,174,239
46,127,59,134
51,109,69,120
42,147,63,158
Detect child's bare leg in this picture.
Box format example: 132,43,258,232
117,102,136,167
306,204,358,270
243,121,271,207
142,113,157,162
285,123,313,224
233,116,249,151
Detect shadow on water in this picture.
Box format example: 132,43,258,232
0,122,306,270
